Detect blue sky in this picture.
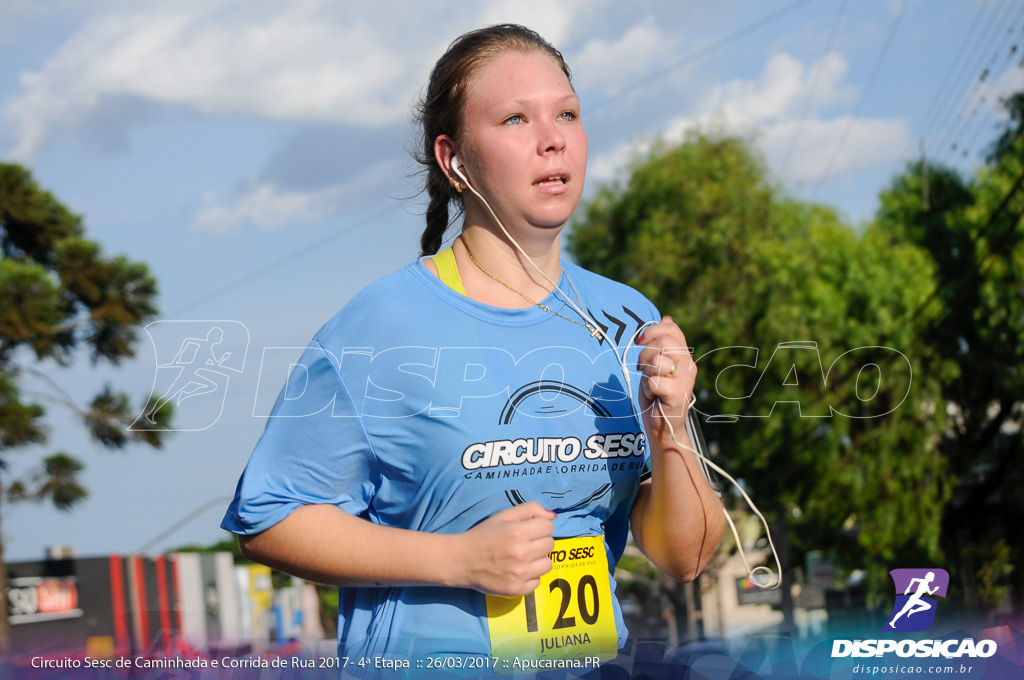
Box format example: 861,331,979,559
2,0,1022,561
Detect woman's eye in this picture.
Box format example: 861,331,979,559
558,110,578,121
503,114,524,125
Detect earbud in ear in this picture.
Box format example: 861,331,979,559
451,155,468,183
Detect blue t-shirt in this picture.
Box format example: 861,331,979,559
222,259,659,665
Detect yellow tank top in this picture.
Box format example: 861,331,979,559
430,246,466,296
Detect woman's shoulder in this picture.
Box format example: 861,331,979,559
313,262,430,346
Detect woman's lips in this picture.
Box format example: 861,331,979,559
534,172,570,192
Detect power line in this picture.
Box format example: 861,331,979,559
588,0,814,114
915,0,1006,147
927,0,1021,162
780,0,848,177
139,496,234,553
902,0,988,160
168,203,400,318
954,38,1024,166
813,0,910,193
938,8,1023,165
168,7,817,318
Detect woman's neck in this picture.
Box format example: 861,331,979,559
455,225,562,308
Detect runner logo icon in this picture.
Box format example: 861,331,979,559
832,567,996,659
883,568,949,632
132,320,249,431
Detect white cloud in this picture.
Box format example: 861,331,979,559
477,0,590,48
759,117,909,185
571,17,677,92
588,52,908,186
702,52,855,123
5,1,435,158
5,0,601,158
193,183,331,235
192,158,399,234
588,137,651,186
985,60,1024,115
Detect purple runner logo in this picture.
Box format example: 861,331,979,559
883,568,949,632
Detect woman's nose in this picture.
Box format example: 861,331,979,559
537,119,566,154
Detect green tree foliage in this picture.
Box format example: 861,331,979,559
0,162,171,651
570,133,950,605
874,93,1024,613
173,534,246,562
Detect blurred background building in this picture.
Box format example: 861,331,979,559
7,546,322,665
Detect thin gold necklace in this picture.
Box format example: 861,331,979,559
461,239,600,337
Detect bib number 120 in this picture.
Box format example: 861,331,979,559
524,574,600,631
486,536,617,672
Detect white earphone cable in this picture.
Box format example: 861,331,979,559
453,162,780,589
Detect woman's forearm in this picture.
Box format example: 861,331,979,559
239,504,464,587
238,501,556,595
630,428,725,583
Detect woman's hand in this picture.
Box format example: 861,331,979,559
637,315,696,447
630,316,723,582
238,502,556,593
456,501,556,596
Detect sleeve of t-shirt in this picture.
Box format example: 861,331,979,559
220,339,380,535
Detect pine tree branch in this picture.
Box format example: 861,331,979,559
6,361,82,413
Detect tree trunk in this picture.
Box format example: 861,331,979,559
666,578,688,646
775,515,795,634
665,577,703,646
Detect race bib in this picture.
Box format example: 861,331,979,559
486,535,618,670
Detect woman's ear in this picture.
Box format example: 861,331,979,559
434,135,459,182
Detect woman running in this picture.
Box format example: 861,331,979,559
222,23,724,676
